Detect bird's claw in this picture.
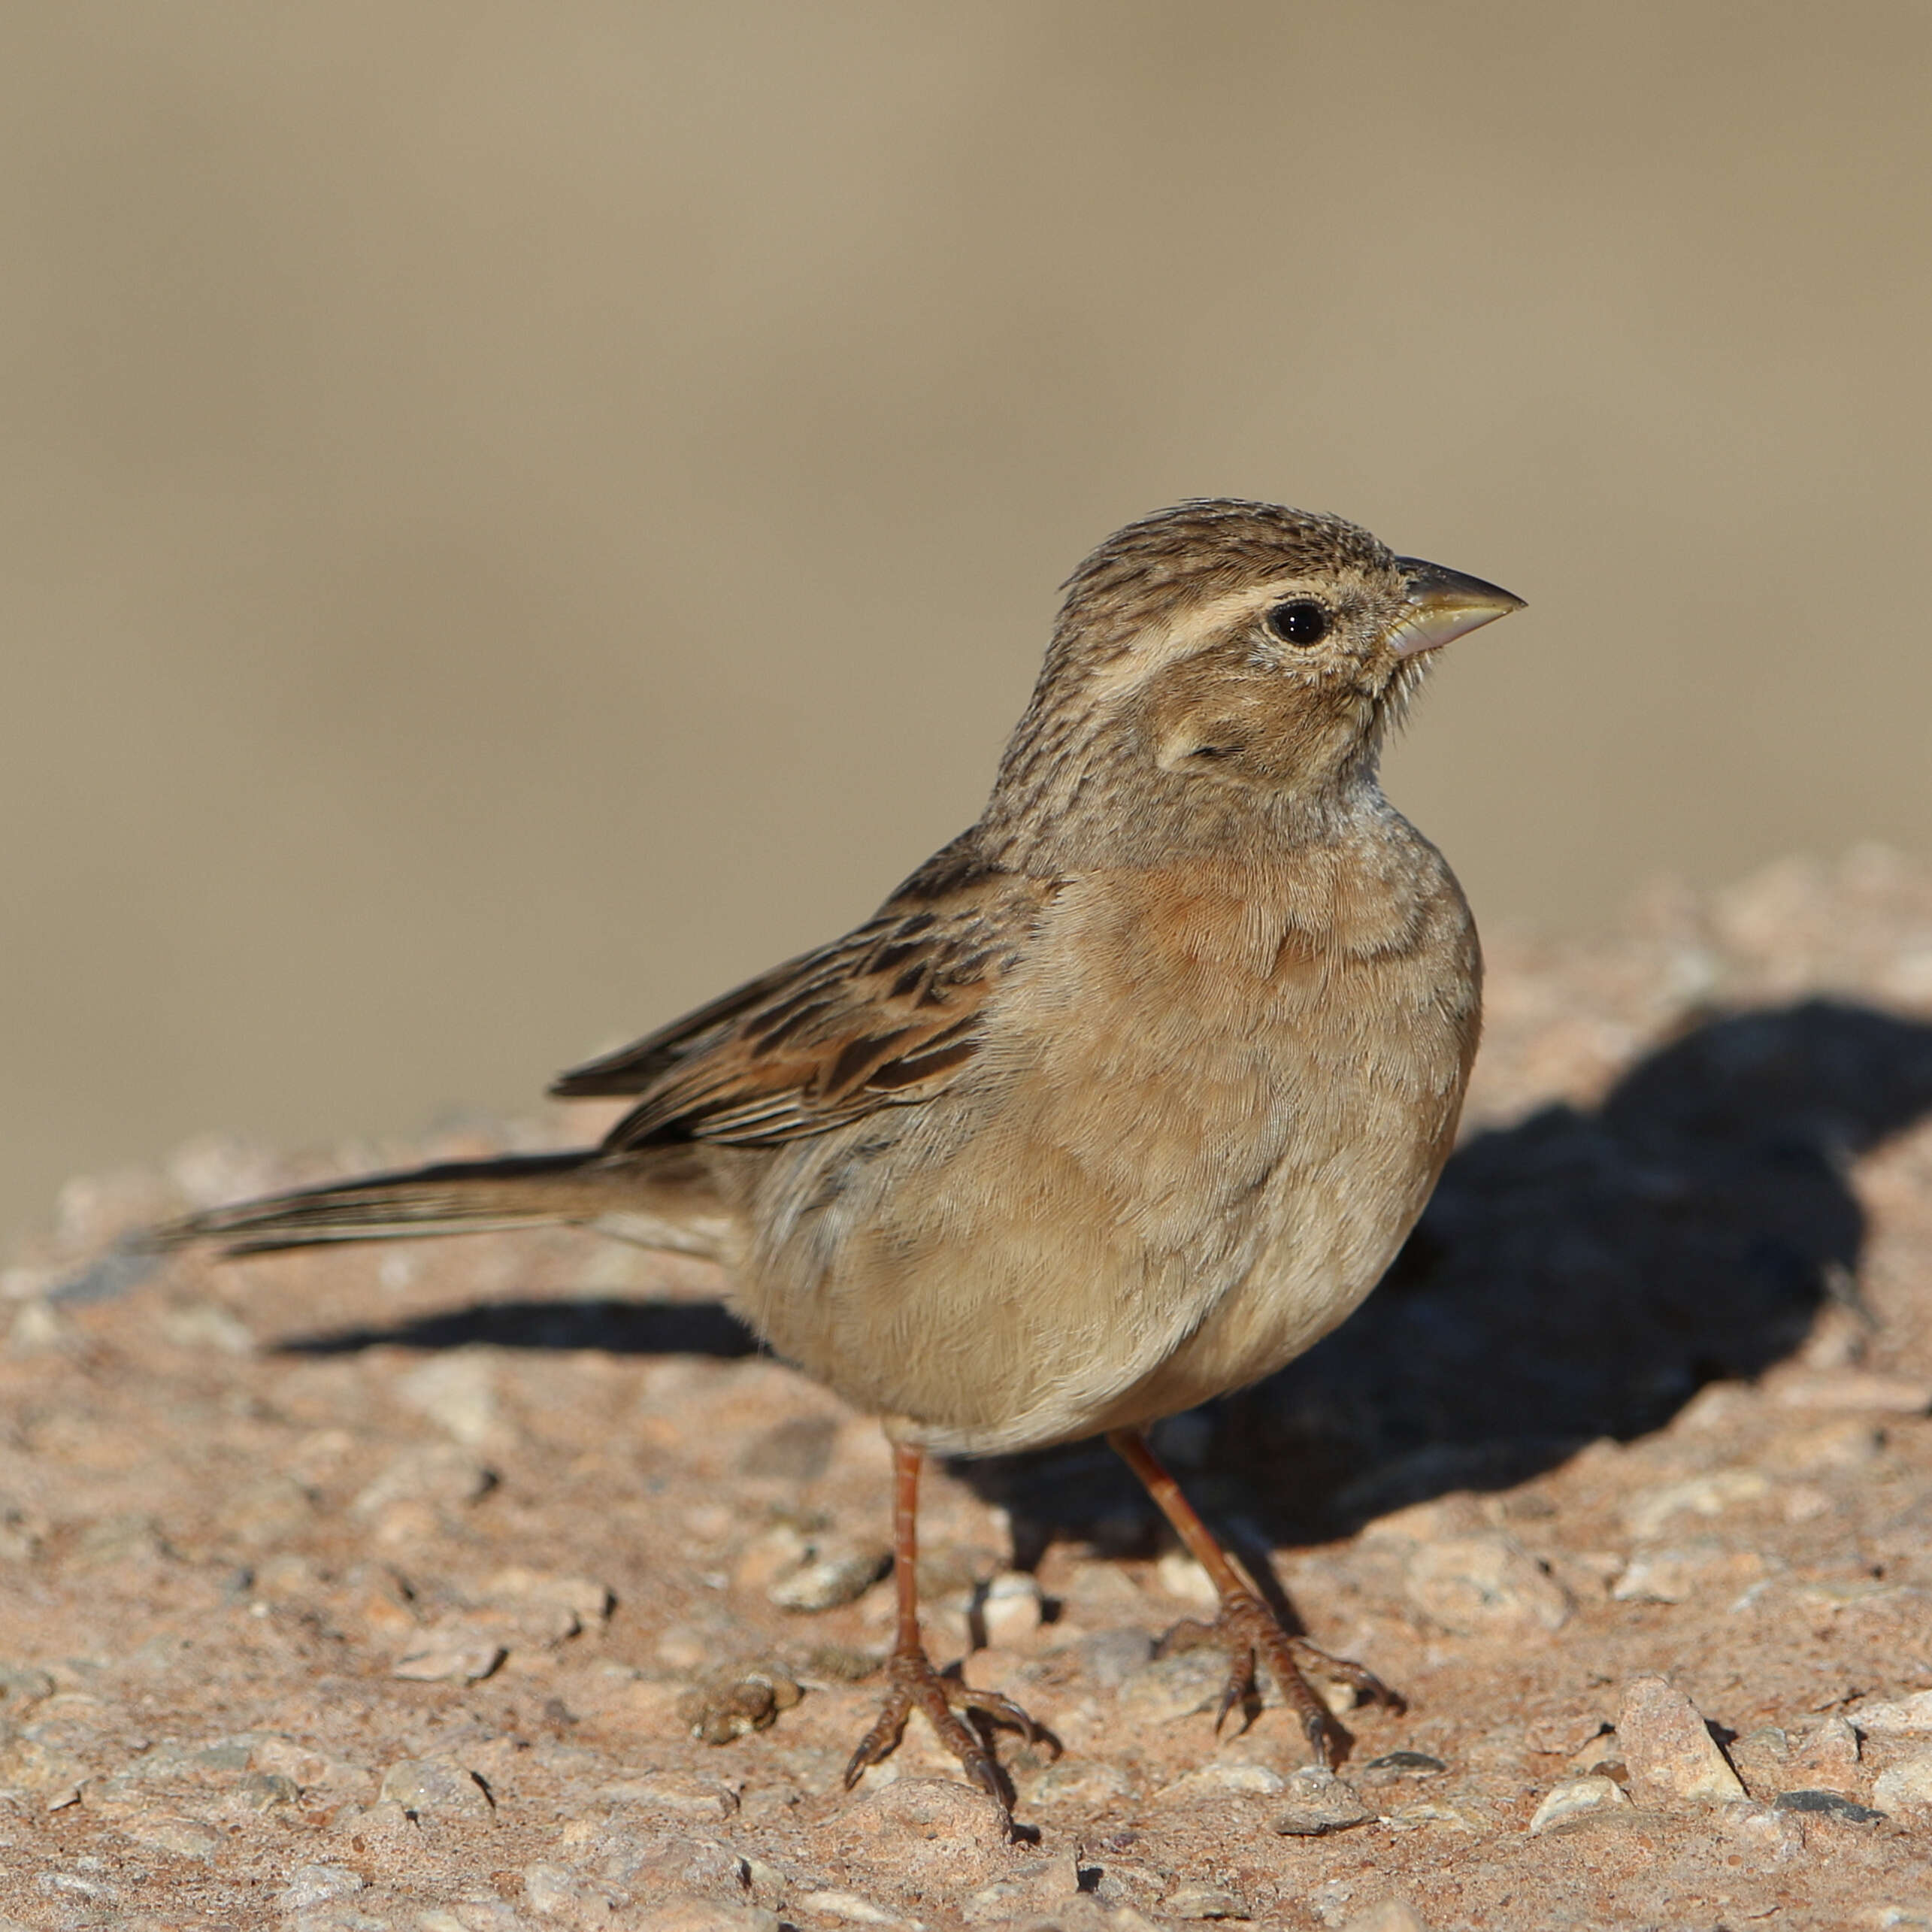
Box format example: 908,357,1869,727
842,1646,1050,1821
1289,1634,1404,1712
1161,1588,1401,1767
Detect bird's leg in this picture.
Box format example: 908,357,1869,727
842,1436,1044,1817
1108,1426,1401,1766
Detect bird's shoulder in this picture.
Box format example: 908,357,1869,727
550,833,1061,1148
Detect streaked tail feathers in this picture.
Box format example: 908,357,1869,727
143,1148,727,1260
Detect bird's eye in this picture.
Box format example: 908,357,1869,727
1266,601,1330,647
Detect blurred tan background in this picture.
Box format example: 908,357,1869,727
4,2,1930,1240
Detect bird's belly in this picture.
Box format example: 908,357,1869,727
737,865,1478,1455
1090,1108,1449,1433
742,1013,1464,1456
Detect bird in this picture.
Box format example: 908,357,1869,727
150,498,1524,1821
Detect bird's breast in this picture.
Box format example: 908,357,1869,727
1001,832,1481,1428
736,820,1480,1454
1016,837,1477,1190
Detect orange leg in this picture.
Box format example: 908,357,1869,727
843,1437,1044,1819
1110,1425,1401,1764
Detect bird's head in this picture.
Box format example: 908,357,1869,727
982,499,1523,864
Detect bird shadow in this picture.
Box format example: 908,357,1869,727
283,1295,761,1360
278,998,1932,1567
961,997,1932,1559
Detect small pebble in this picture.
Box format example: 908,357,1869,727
768,1547,892,1613
377,1758,492,1820
524,1860,625,1921
250,1735,372,1794
338,1796,415,1844
596,1770,739,1818
1789,1715,1861,1790
1528,1774,1632,1834
977,1569,1046,1646
741,1858,790,1911
351,1443,495,1516
1617,1674,1746,1804
913,1544,995,1598
962,1857,1085,1921
1873,1749,1932,1809
1727,1725,1789,1792
1359,1751,1448,1784
1382,1798,1485,1832
1336,1905,1431,1932
1715,1798,1806,1862
847,1775,1012,1854
277,1864,367,1910
1622,1468,1771,1539
336,1563,417,1637
1162,1883,1250,1920
392,1626,506,1683
36,1868,115,1901
119,1814,220,1859
482,1566,613,1625
1155,1549,1221,1606
1272,1767,1374,1837
1774,1788,1886,1824
796,1889,900,1924
1852,1689,1932,1737
0,1736,86,1794
224,1769,299,1812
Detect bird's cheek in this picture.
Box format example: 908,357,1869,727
1153,719,1241,774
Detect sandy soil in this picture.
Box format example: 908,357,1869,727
3,849,1931,1930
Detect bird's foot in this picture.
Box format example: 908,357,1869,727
842,1644,1049,1818
1158,1588,1404,1767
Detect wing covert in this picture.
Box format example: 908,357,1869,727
552,845,1055,1152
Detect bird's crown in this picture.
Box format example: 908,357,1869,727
1054,498,1397,655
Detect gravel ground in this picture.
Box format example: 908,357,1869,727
3,849,1932,1931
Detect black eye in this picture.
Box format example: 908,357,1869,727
1266,600,1330,647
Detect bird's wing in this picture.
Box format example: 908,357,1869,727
550,840,1055,1149
547,955,818,1100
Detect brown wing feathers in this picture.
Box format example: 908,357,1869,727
545,954,811,1099
593,886,1034,1150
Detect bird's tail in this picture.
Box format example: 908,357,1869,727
142,1148,724,1259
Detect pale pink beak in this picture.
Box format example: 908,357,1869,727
1387,557,1525,657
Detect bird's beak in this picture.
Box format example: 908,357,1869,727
1386,558,1526,658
